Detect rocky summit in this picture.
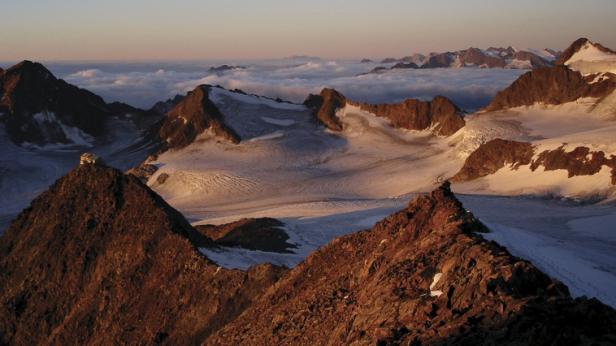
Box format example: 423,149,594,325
206,183,616,345
0,163,284,345
159,85,240,150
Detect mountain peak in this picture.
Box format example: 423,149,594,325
158,84,241,150
6,60,54,78
0,163,285,344
0,60,112,145
207,182,616,345
556,37,615,65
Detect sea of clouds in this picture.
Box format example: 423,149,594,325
47,58,526,111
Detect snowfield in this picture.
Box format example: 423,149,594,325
142,87,616,308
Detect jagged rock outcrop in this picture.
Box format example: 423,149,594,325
126,160,159,183
0,61,110,145
303,88,346,131
159,85,240,149
452,139,535,181
195,218,296,253
531,146,616,184
512,51,552,68
422,52,456,68
452,141,616,185
150,94,185,115
458,47,506,68
350,96,466,136
206,183,616,345
0,164,285,345
484,66,616,111
304,89,465,136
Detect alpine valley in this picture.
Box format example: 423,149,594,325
2,38,616,345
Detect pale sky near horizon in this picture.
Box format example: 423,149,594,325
1,0,615,61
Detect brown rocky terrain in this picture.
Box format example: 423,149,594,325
422,52,456,68
0,163,285,345
452,139,535,181
350,96,466,136
206,182,616,345
303,88,346,131
452,140,616,184
512,50,552,68
195,218,296,253
458,47,506,68
150,94,185,115
531,146,616,184
484,66,616,111
304,88,465,136
556,37,616,65
158,85,240,150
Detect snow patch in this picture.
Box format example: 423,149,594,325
260,116,296,127
430,272,443,297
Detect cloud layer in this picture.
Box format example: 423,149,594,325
54,59,525,111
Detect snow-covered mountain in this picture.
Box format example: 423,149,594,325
558,37,616,75
0,60,160,147
366,45,558,74
451,38,616,199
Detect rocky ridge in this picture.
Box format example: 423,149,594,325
206,183,616,345
304,88,465,136
0,163,285,345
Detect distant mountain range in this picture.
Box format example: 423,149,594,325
362,45,560,74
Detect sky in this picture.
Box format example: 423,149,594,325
1,0,616,60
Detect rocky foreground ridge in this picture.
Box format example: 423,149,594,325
1,161,615,345
0,163,284,345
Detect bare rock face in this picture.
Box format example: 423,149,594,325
206,183,616,345
452,139,535,181
0,61,110,145
149,94,185,115
531,146,616,184
0,164,285,345
126,161,159,184
484,66,616,111
458,47,506,68
303,88,346,131
350,96,465,136
159,85,240,149
79,152,104,166
422,52,456,68
195,218,296,253
452,141,616,185
305,88,465,136
512,51,552,68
